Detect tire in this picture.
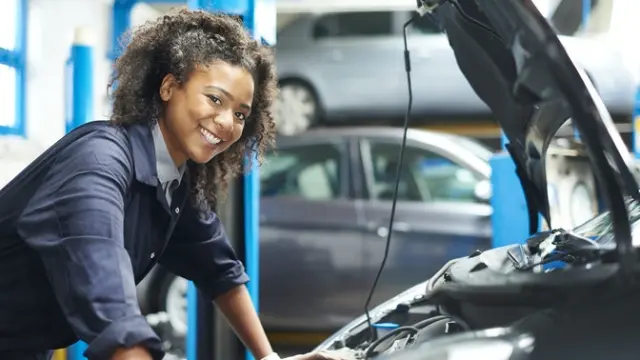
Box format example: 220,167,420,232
276,81,320,135
157,274,189,338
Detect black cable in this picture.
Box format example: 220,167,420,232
363,13,421,342
413,315,449,329
448,0,501,39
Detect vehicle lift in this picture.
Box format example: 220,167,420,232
59,0,274,359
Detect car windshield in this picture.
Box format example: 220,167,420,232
572,200,640,247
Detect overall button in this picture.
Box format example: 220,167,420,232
174,207,180,214
150,252,155,259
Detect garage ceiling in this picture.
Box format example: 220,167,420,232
147,0,416,14
145,0,564,14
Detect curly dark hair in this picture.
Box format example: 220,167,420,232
108,9,278,211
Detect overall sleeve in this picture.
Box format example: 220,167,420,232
16,134,164,360
159,201,249,300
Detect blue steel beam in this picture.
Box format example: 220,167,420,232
491,128,528,248
0,49,20,72
109,0,134,62
67,35,94,133
582,0,592,29
489,146,529,248
14,0,26,137
0,0,27,137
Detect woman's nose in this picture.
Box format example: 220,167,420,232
214,111,234,139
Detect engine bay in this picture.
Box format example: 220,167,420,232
320,226,640,359
312,0,640,358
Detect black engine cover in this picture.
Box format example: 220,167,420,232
424,245,619,329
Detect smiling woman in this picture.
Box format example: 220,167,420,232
110,10,278,209
0,9,307,360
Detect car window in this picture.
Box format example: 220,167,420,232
261,143,343,200
313,11,394,39
442,134,493,161
367,141,482,203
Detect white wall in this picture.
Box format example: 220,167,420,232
25,0,172,147
1,0,113,185
0,1,167,185
27,0,113,146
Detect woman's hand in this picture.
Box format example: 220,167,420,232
283,349,357,360
110,346,153,360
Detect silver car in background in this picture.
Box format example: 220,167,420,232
275,10,636,135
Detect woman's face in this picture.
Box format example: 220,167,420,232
159,61,254,166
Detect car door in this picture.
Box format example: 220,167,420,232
306,11,407,114
258,138,368,331
358,137,492,307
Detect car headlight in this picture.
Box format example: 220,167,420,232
445,332,534,360
446,340,515,360
383,329,535,360
384,340,517,360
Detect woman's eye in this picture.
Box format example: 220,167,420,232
235,112,246,121
207,95,222,105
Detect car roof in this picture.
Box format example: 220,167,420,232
273,126,492,178
275,126,454,143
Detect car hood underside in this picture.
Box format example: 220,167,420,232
432,0,640,231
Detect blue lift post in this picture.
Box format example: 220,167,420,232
109,0,134,63
183,1,275,359
65,29,94,134
65,27,95,360
489,132,529,248
634,85,640,159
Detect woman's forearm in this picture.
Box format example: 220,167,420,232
215,285,274,359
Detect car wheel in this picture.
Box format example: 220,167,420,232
159,274,189,338
276,81,319,135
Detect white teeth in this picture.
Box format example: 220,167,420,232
200,127,222,145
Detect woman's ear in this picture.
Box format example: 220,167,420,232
159,73,177,101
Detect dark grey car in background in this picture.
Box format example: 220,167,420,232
136,127,493,340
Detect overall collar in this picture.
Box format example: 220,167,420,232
125,122,158,186
126,122,188,189
151,123,186,186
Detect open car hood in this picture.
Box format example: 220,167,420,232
432,0,640,229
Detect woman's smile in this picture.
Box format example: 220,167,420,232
199,125,223,147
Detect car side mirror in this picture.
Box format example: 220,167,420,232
474,180,492,203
